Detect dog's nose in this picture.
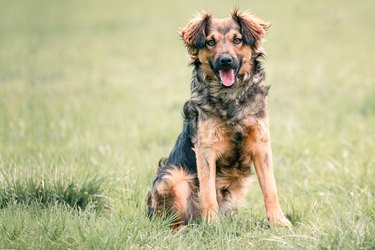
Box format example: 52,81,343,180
219,55,233,66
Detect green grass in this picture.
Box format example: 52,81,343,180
0,0,374,248
0,175,107,211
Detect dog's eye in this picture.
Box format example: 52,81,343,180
206,40,216,47
233,38,242,44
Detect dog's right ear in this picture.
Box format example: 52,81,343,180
180,12,212,52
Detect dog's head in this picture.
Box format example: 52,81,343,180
181,9,269,87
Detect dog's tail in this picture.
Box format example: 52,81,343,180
157,158,168,174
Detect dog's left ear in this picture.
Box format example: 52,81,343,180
231,9,270,50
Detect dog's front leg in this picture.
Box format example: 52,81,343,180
196,146,219,222
249,121,292,227
195,118,222,222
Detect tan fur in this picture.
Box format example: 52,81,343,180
195,117,234,220
163,168,196,214
150,166,199,230
231,10,270,52
181,12,212,58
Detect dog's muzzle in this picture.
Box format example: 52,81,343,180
213,54,239,87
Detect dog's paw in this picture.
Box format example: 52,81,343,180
267,210,292,228
171,224,187,232
201,204,219,223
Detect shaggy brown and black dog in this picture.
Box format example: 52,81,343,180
147,10,292,231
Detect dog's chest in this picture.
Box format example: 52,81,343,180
197,117,262,170
216,121,255,169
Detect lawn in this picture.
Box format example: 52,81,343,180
0,0,374,248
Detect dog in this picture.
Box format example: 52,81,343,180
146,9,292,231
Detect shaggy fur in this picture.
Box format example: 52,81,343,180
147,9,292,230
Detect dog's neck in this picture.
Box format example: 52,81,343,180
188,53,269,122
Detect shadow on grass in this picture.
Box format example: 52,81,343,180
0,177,109,212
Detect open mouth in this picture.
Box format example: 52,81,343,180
218,69,236,87
209,58,241,87
209,60,242,87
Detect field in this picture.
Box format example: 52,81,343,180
0,0,374,248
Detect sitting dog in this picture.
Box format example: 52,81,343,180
147,9,292,231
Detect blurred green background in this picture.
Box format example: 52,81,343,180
0,0,374,248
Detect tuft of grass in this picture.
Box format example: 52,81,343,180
0,177,108,212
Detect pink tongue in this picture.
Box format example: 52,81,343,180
219,69,235,86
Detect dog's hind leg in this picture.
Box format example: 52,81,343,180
147,166,199,230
